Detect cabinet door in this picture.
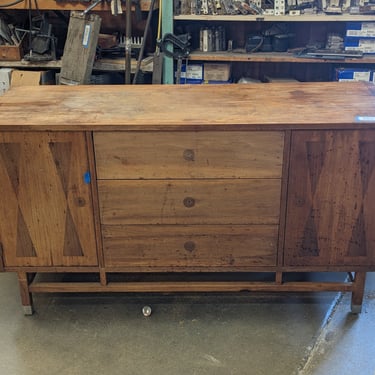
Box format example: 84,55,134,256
0,132,98,267
284,130,375,267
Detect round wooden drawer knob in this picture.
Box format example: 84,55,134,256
75,197,86,207
183,197,195,208
183,149,195,161
184,241,196,252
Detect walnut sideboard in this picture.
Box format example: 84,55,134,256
1,82,375,315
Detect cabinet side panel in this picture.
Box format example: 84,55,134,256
50,132,98,266
0,132,98,267
0,134,52,266
284,130,375,267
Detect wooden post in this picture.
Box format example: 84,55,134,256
351,272,366,314
0,242,4,272
162,0,174,84
17,272,34,315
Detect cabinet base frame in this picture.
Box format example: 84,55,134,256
16,270,367,316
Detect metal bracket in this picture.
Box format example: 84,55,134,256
0,242,4,272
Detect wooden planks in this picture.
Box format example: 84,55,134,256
102,225,278,268
94,131,284,179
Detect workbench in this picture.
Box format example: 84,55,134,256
1,82,375,315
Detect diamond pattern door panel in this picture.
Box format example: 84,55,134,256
0,132,98,267
284,130,375,266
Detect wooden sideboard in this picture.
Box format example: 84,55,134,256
0,82,375,315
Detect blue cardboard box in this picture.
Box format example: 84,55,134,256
335,68,372,82
346,22,375,37
344,37,375,54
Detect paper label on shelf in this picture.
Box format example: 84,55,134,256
82,24,91,48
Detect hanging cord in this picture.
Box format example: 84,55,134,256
156,0,161,45
132,0,156,84
28,0,32,53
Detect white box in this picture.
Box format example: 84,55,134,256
346,22,375,37
344,37,375,54
335,68,372,82
0,68,12,95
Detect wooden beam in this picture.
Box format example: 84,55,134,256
29,280,354,293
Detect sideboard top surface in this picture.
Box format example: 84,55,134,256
0,82,374,131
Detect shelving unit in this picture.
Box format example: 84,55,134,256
168,11,375,83
1,0,154,12
0,0,156,75
187,51,375,63
0,56,154,72
174,14,375,22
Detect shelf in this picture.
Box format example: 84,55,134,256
174,14,375,22
188,50,375,64
0,56,154,72
0,0,155,11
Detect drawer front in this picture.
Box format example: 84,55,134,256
94,131,284,179
98,179,281,225
103,225,278,268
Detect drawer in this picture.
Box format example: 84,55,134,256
94,131,284,179
103,225,278,268
98,179,281,225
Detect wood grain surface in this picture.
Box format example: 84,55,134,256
94,131,284,179
284,130,375,267
0,132,98,267
98,179,281,225
0,83,374,130
102,225,278,268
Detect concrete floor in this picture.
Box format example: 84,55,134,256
0,272,374,375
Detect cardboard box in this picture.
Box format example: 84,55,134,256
203,63,231,82
344,37,375,54
0,36,25,61
177,63,203,84
0,68,12,95
11,70,56,87
346,22,375,37
335,68,372,82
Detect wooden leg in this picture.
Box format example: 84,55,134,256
351,272,366,314
17,272,34,316
275,272,283,285
0,243,4,272
100,268,107,286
